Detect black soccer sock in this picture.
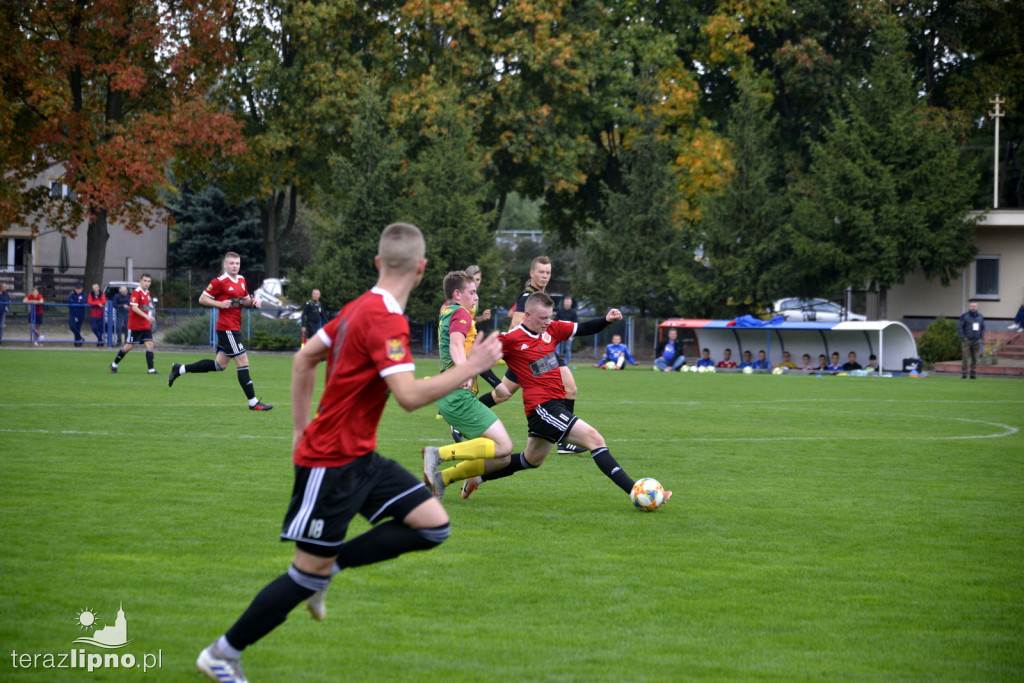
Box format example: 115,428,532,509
334,521,450,570
591,447,633,493
145,350,154,370
113,349,126,364
478,391,496,408
223,565,327,651
481,452,535,482
480,369,502,389
184,358,220,373
237,366,256,400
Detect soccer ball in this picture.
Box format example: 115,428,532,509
772,366,785,375
630,477,666,512
743,366,753,375
603,361,617,370
705,365,717,374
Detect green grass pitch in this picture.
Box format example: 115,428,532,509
1,348,1022,681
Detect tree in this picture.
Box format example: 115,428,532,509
699,71,811,314
0,0,243,287
166,182,263,279
298,90,406,314
800,14,980,317
576,93,697,317
398,98,498,321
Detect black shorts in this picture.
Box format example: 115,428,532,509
280,452,432,556
126,328,152,344
216,330,247,357
526,399,579,444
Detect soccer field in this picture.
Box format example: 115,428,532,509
1,348,1022,682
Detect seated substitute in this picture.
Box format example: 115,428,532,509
717,348,738,369
654,328,686,371
595,334,636,370
695,348,715,368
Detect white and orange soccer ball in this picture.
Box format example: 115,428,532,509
630,477,666,512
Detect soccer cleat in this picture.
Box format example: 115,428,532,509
197,644,248,683
148,368,159,374
168,362,182,387
249,401,273,411
306,588,327,622
450,425,463,443
461,476,480,499
110,364,117,373
556,442,587,455
421,447,444,501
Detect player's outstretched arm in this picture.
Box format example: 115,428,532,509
291,334,330,453
386,331,502,412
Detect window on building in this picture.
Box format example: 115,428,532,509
972,255,999,300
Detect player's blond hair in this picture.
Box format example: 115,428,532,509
378,222,425,272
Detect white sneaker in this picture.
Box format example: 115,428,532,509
306,588,326,621
421,447,445,501
1009,323,1020,331
197,644,247,683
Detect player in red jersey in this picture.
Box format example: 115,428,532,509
461,291,672,504
167,252,272,410
110,274,159,375
197,223,503,683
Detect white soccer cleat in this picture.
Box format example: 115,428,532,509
306,588,326,622
197,644,248,683
421,447,445,501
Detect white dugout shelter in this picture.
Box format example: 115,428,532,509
657,319,919,372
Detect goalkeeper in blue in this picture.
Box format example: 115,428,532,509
594,334,636,370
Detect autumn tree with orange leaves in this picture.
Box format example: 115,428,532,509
1,0,244,287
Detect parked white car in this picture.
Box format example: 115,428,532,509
772,298,866,322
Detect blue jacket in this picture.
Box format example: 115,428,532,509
696,357,715,367
67,291,87,320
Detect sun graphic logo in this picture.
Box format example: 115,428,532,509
72,602,133,649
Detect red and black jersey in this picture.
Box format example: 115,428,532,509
293,287,415,468
499,320,576,415
204,274,251,331
127,288,152,330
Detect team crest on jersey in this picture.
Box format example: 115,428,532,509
386,338,405,361
541,332,551,344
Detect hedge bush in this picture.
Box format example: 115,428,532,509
917,316,961,362
161,312,301,351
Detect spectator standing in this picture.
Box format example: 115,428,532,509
23,287,44,346
67,284,87,347
87,283,106,346
554,295,578,363
0,282,9,344
112,286,130,347
958,300,985,379
654,328,686,371
301,288,327,342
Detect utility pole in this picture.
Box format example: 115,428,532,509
990,94,1004,208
